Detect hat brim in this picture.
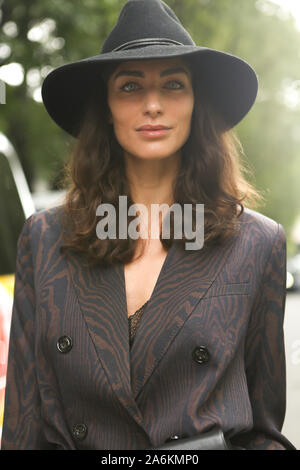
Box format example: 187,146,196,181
41,45,258,137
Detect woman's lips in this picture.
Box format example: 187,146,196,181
137,128,171,138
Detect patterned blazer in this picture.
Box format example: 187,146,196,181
1,205,296,450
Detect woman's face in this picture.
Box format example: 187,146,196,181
107,57,194,161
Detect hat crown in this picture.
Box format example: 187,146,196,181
101,0,195,53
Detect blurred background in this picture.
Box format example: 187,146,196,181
0,0,299,448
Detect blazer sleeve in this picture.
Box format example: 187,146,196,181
231,223,296,450
1,215,52,449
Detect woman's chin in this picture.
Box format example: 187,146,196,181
124,147,181,162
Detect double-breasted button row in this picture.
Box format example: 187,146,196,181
72,423,88,441
192,346,210,364
57,335,73,353
57,338,87,442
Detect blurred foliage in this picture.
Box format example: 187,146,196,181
1,0,300,254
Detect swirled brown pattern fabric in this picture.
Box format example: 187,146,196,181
1,205,296,450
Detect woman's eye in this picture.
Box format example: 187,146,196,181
166,80,184,90
119,80,184,92
120,82,139,92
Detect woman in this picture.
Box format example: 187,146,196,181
2,0,296,450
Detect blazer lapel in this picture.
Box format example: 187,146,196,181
64,249,147,431
65,231,237,432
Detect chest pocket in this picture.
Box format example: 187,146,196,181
203,282,250,299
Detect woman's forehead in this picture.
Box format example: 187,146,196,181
114,57,191,74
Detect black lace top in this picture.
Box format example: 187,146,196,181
128,299,149,348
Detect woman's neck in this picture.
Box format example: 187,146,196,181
124,150,181,208
122,150,181,243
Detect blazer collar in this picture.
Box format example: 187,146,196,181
65,233,237,434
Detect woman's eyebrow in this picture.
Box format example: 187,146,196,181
113,67,189,80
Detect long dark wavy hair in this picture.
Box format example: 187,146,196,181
58,56,264,267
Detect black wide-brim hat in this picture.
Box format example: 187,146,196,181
41,0,258,138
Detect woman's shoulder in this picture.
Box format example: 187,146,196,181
239,206,286,246
32,204,64,223
19,204,65,250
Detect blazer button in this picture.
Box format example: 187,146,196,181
72,423,88,441
192,346,210,364
57,335,73,353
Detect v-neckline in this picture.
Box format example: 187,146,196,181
121,241,176,319
128,299,150,320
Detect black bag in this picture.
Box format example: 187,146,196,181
148,425,236,451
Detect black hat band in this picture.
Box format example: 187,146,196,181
112,37,184,52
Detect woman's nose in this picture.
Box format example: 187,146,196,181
142,89,163,116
